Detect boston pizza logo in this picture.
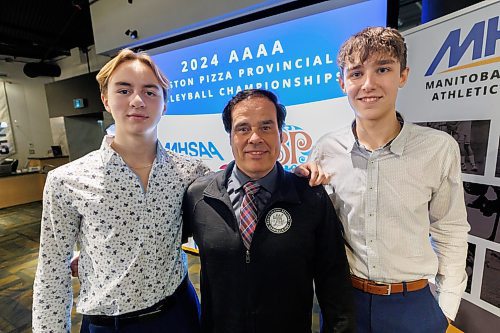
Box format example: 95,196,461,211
279,124,313,171
265,208,292,234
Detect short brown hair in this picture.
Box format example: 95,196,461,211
96,49,170,101
337,27,407,78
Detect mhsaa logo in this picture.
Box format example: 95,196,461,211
425,16,499,76
165,141,224,160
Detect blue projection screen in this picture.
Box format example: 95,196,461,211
152,0,387,170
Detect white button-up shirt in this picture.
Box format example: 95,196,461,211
309,121,469,320
33,136,210,332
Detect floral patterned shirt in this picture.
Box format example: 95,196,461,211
32,136,210,332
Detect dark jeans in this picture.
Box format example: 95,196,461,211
353,285,449,333
80,278,200,333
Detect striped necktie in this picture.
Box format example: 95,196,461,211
239,181,261,250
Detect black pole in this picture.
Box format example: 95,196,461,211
387,0,399,29
421,0,484,23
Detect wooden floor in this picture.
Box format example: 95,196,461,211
0,202,45,332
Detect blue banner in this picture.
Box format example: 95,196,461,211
153,0,387,115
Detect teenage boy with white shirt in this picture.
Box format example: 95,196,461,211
297,27,469,332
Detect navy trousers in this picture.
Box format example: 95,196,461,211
80,278,200,333
353,285,449,333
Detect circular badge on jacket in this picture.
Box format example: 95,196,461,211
265,208,292,234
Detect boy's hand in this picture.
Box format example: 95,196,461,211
70,255,79,278
294,161,330,187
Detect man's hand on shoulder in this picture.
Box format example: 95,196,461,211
293,161,330,187
70,255,79,278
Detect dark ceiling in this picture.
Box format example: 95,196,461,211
399,0,423,29
0,0,422,63
0,0,94,62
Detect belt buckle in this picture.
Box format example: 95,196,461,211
375,282,392,295
135,308,162,319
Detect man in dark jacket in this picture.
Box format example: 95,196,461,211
183,89,354,333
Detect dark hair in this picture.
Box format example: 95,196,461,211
222,89,287,134
337,26,407,78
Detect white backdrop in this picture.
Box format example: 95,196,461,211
399,0,500,325
155,0,500,328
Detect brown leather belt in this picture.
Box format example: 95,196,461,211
351,275,428,295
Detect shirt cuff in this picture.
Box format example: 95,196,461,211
436,274,467,320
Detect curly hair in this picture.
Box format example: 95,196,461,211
337,27,407,78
